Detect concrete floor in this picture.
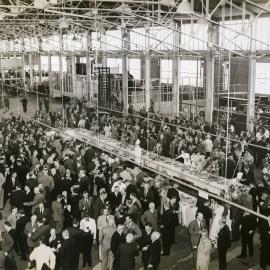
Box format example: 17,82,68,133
0,95,264,270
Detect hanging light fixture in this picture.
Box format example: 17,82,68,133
160,0,176,7
176,0,194,14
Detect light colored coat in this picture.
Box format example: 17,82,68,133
196,237,212,270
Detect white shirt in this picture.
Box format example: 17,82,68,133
29,244,56,270
80,218,97,239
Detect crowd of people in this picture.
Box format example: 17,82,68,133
0,96,270,270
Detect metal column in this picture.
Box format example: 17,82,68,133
247,15,256,130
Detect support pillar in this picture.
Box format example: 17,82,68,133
145,54,151,111
86,32,91,101
247,15,256,130
71,54,76,96
205,54,215,125
205,23,218,125
29,54,33,87
173,22,180,116
122,28,129,112
48,54,53,98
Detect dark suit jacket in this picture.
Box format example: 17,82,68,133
110,231,125,257
116,242,138,270
240,214,257,235
31,224,50,247
79,197,93,218
10,189,25,209
161,209,175,242
217,225,231,250
93,197,106,220
149,239,161,267
110,192,122,211
34,208,50,223
59,238,77,270
1,231,14,253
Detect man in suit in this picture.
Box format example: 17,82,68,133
140,182,155,212
24,214,37,253
93,189,108,220
59,229,77,270
31,219,50,248
67,219,84,270
124,215,142,242
116,232,138,270
79,191,93,219
97,208,115,233
34,202,50,224
99,217,116,270
141,202,158,231
24,185,34,217
70,187,80,219
161,200,175,256
3,171,18,204
140,223,153,269
196,199,212,233
52,195,64,233
10,184,25,210
24,186,44,215
237,212,257,259
2,221,17,270
217,218,231,270
110,185,122,212
16,210,29,261
188,212,206,263
111,223,125,270
147,231,161,270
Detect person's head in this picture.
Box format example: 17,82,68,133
196,212,203,222
116,223,124,234
39,235,46,245
100,189,107,199
62,229,69,240
108,218,115,227
50,228,56,237
102,208,109,216
149,202,155,211
114,186,120,193
43,167,48,175
144,182,150,190
51,167,56,175
4,221,11,232
130,193,136,200
57,194,62,201
126,232,134,243
24,185,30,193
145,223,152,234
83,191,88,199
170,196,177,204
31,214,37,223
11,207,17,215
219,217,226,227
201,229,208,239
151,231,160,242
112,172,118,181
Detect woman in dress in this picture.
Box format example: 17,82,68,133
209,200,224,244
196,229,212,270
